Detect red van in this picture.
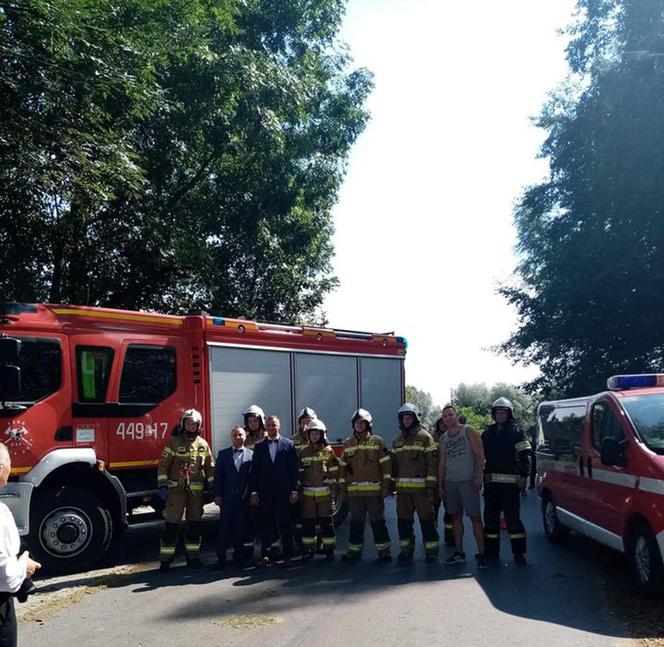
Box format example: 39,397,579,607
537,374,664,594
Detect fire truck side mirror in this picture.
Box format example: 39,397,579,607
0,365,21,400
0,337,21,364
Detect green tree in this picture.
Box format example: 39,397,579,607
405,385,440,429
0,0,372,321
453,382,536,425
501,0,664,397
455,406,492,433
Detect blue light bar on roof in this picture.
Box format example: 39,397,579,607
607,374,664,390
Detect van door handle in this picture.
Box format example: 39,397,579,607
578,456,585,476
586,457,593,478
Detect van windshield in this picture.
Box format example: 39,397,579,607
623,395,664,455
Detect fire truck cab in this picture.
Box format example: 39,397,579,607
537,374,664,595
0,303,406,573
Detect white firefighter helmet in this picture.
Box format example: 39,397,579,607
243,404,266,428
298,407,317,422
180,408,203,431
398,402,421,423
351,408,373,427
491,397,514,419
305,417,328,444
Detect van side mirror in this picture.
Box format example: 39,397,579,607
0,337,21,364
600,437,627,468
0,365,21,400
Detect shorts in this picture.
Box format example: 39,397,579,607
445,480,481,517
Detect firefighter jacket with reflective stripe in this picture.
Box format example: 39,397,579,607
291,430,309,455
299,444,339,490
482,421,531,480
392,428,438,489
158,434,214,491
339,434,392,496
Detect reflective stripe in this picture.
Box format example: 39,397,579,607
162,447,174,456
160,545,176,555
322,538,336,546
379,456,391,464
425,476,437,483
485,473,520,484
382,473,392,480
337,478,347,484
396,477,425,483
185,543,201,550
425,446,438,453
189,483,204,492
509,533,526,539
374,542,390,551
303,486,331,497
348,543,363,553
485,533,499,538
515,440,531,452
425,541,439,550
399,539,413,547
348,481,381,492
302,537,316,545
394,445,425,452
157,474,168,483
167,480,179,488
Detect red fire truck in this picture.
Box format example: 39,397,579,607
0,303,406,572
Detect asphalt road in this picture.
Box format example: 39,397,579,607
18,494,643,647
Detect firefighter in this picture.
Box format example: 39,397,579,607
292,407,317,454
339,408,392,563
299,418,338,561
431,411,455,547
157,409,214,570
244,404,267,450
291,407,317,551
242,404,267,558
482,397,531,564
393,403,439,563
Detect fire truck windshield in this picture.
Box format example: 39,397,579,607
2,337,61,404
623,394,664,455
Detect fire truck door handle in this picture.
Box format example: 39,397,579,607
578,456,584,476
586,457,593,478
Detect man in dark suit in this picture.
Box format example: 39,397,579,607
213,426,253,569
250,415,300,567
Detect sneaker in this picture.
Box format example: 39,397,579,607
374,554,392,564
397,553,413,563
425,555,438,564
476,554,488,569
514,553,527,566
443,551,466,565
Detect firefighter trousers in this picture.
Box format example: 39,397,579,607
433,494,455,546
160,488,204,562
483,482,527,556
301,494,335,553
396,491,439,557
347,496,391,557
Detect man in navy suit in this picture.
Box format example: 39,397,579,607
250,415,300,567
213,426,253,569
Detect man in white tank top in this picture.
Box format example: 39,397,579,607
437,405,487,568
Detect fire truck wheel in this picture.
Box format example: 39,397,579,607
542,494,569,543
333,497,349,527
30,486,113,574
629,523,664,597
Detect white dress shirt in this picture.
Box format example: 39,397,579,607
0,502,26,593
268,435,280,462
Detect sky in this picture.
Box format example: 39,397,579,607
323,0,577,407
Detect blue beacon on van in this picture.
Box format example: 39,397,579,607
607,374,664,390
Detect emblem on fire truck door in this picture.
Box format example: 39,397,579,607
4,420,33,455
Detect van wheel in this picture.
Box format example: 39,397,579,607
542,495,569,543
629,523,664,597
29,486,113,574
333,497,349,527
